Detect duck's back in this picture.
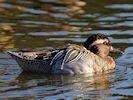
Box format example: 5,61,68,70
51,45,95,74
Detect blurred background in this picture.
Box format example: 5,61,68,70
0,0,133,50
0,0,133,99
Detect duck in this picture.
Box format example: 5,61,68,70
8,33,123,75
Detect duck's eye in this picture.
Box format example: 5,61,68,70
103,42,109,45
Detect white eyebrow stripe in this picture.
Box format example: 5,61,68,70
89,39,109,49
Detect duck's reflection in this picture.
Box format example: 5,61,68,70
17,71,115,98
16,70,115,98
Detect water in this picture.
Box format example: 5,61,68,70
0,0,133,99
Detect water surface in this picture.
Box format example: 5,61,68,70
0,0,133,99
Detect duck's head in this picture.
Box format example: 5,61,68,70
83,33,123,58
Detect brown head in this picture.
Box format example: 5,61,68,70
91,43,111,58
83,33,123,58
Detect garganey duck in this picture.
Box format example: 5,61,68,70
8,34,123,74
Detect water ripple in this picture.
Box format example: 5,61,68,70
106,4,133,10
22,21,59,26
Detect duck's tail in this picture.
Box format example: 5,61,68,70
7,51,52,73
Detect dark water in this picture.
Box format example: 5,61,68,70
0,0,133,99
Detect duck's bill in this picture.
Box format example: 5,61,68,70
110,46,123,54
